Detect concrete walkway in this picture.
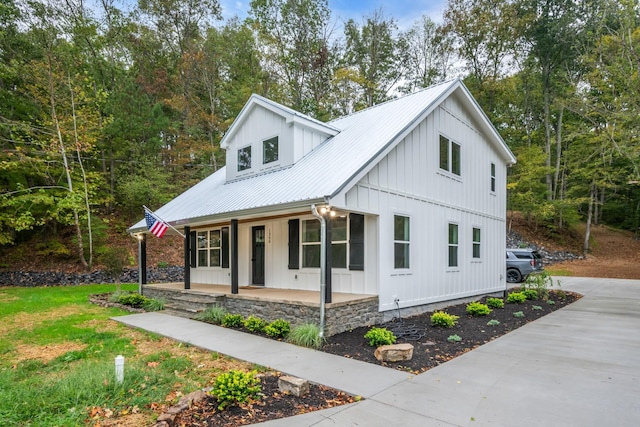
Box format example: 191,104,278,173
114,277,640,426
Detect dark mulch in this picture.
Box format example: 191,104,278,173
173,373,356,427
321,290,580,374
174,289,579,426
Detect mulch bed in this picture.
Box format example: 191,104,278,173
173,289,579,426
321,290,580,373
173,373,356,427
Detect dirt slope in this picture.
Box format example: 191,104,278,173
551,225,640,279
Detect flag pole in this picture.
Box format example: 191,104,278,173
143,205,186,239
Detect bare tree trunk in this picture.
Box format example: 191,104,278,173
543,86,553,200
47,56,88,269
583,182,595,256
553,106,564,199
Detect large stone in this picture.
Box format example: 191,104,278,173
374,343,414,362
278,375,310,397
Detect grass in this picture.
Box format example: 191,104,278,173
0,284,253,426
543,268,572,276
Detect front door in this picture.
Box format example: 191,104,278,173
251,226,265,285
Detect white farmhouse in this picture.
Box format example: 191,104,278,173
129,79,516,333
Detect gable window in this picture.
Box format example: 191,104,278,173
237,146,252,171
302,220,321,268
472,227,481,259
394,215,410,269
448,223,459,267
197,230,222,267
439,135,461,176
263,136,279,164
490,163,496,192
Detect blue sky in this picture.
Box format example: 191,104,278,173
219,0,447,28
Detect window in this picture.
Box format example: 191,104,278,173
331,216,348,269
439,135,461,176
302,220,321,268
349,214,365,270
237,146,252,171
196,229,223,267
472,227,481,259
448,223,458,267
394,215,410,269
263,136,278,164
490,163,496,192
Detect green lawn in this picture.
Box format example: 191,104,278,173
0,284,250,426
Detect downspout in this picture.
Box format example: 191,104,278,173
311,204,326,338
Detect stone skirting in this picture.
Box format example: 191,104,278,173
143,286,380,337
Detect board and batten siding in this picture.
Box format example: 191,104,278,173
191,216,374,295
345,102,507,311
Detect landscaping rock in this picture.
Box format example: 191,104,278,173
278,375,310,397
374,343,414,362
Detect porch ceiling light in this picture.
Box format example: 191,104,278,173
320,206,336,217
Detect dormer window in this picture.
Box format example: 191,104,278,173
238,146,252,171
263,136,279,164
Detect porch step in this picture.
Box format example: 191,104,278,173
162,306,197,319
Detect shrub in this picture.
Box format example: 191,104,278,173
364,327,396,347
513,311,525,318
522,289,539,300
212,370,262,410
447,334,462,342
143,297,165,312
546,300,556,305
486,319,500,326
466,302,492,316
194,306,227,324
117,293,148,308
430,311,459,328
532,305,543,310
108,290,127,303
287,323,325,348
221,314,245,328
265,319,290,339
507,292,526,304
523,271,560,299
243,316,267,333
157,261,169,268
486,297,504,309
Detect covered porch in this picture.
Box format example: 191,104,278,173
142,282,381,337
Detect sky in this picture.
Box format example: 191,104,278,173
219,0,448,29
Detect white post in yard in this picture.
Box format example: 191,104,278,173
115,355,124,383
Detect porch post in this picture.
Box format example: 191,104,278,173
138,234,147,294
325,217,332,303
184,226,191,289
231,219,239,294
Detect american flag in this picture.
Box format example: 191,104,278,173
145,210,168,238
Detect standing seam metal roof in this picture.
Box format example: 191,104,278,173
129,79,514,233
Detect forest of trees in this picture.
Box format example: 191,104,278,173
1,0,639,268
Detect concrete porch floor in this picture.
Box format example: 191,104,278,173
143,282,377,307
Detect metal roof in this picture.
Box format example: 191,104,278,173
129,79,516,234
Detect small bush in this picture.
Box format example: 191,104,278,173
466,302,492,316
143,297,165,312
221,313,245,328
507,292,526,304
117,293,148,308
212,370,262,410
513,311,525,318
194,306,227,324
108,290,127,303
547,300,556,305
523,271,560,298
364,327,397,347
447,334,462,342
243,315,267,333
532,305,543,310
287,323,325,348
430,311,459,328
486,319,500,326
265,319,290,339
486,297,504,309
522,289,539,300
157,261,169,268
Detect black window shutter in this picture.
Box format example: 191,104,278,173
349,214,365,270
288,219,300,269
189,231,197,268
222,227,230,268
